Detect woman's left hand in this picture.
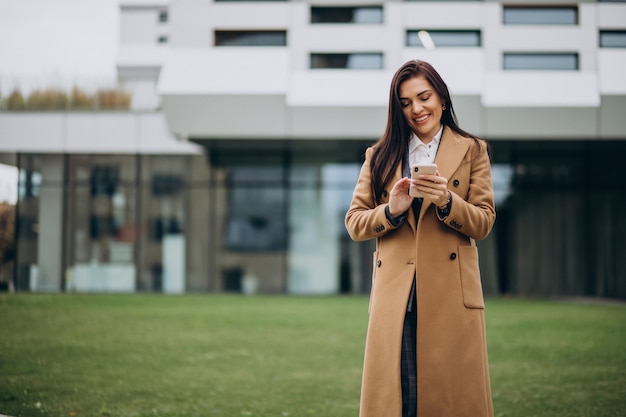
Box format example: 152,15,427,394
412,170,449,207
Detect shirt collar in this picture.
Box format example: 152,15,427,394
409,125,444,153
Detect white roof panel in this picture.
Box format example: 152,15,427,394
286,71,391,107
482,72,600,108
158,48,289,95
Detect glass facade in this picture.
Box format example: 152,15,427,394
65,155,137,292
8,140,626,298
12,148,373,295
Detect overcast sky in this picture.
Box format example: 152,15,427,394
0,0,119,84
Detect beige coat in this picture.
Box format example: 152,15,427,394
345,128,496,417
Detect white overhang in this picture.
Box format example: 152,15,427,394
482,72,600,108
117,45,169,70
120,0,170,8
286,71,391,107
0,112,202,154
157,49,391,140
157,50,622,141
158,48,289,95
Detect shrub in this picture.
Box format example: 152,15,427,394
0,87,132,111
6,90,26,110
97,88,132,109
26,88,69,110
71,87,96,110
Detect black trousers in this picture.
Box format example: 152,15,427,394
401,282,417,417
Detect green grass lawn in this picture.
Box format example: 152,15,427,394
0,294,624,417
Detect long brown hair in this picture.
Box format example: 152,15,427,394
370,60,487,203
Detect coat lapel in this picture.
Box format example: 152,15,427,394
418,127,470,219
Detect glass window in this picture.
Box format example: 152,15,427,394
406,30,481,48
503,6,578,25
226,166,286,252
65,155,137,293
15,154,42,291
600,31,626,48
287,163,364,294
139,156,191,293
310,53,383,70
503,53,579,71
311,6,383,24
215,30,287,46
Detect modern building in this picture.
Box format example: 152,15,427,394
1,0,625,298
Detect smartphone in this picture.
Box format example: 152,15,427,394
410,163,438,198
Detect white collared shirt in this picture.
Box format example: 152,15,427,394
408,125,443,166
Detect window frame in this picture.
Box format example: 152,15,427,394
503,5,579,25
310,6,384,24
309,52,384,70
599,30,626,48
214,30,288,47
406,29,482,48
503,52,579,71
158,10,168,24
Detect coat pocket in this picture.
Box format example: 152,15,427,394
458,246,485,309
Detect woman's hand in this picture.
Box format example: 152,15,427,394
388,177,413,217
412,170,450,207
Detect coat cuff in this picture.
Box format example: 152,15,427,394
436,192,452,220
385,205,408,227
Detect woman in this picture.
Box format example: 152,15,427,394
345,60,496,417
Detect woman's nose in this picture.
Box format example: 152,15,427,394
412,101,422,114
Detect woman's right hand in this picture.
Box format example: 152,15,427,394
388,177,413,218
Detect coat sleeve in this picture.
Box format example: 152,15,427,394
345,147,403,242
442,140,496,241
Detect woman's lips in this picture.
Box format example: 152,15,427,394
414,114,430,124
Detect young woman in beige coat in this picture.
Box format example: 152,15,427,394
345,60,496,417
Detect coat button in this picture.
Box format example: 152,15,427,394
450,252,457,260
376,260,382,267
453,179,460,187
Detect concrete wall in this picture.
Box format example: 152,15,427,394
0,112,202,154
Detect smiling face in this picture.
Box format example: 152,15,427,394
399,75,444,143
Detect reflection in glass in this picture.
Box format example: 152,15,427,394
311,6,383,24
215,30,287,47
311,53,384,69
503,53,578,70
65,156,136,292
226,166,286,252
600,31,626,48
503,6,578,25
407,30,481,48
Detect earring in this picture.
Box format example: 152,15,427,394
442,104,446,110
